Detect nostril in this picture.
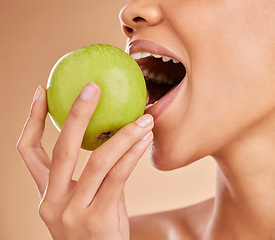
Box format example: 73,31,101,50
123,25,133,35
133,16,146,22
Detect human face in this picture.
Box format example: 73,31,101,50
119,0,275,170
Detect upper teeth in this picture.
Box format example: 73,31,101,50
130,52,180,64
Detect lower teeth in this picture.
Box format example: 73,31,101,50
145,104,153,110
146,77,174,85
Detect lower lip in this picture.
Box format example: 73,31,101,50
145,75,186,121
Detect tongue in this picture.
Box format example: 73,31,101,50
146,81,174,105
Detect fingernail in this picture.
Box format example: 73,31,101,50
142,131,153,141
80,82,98,101
135,114,153,127
33,85,41,102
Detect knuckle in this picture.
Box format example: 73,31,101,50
52,142,72,161
16,139,31,157
39,201,56,223
61,208,75,229
86,152,104,172
16,140,25,154
69,103,86,120
107,166,126,184
52,143,65,160
120,124,138,139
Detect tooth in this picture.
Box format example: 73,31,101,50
151,78,162,84
131,52,141,59
156,73,167,82
152,54,162,58
173,59,180,63
145,104,154,110
163,75,169,83
167,78,175,85
140,52,151,58
162,56,172,62
155,73,162,81
148,72,156,80
142,68,150,77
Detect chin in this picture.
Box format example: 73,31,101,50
147,139,200,171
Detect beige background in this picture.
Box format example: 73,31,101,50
0,0,216,239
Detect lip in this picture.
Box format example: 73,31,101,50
145,75,186,120
126,39,181,63
126,39,186,121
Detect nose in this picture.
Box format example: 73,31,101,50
119,0,163,38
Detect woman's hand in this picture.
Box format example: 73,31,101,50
17,83,154,240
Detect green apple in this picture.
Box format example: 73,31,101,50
47,44,147,151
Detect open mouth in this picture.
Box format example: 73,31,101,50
131,52,186,108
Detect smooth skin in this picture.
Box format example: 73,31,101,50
17,0,275,239
17,83,153,240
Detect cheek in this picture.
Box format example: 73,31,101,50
150,63,275,170
152,0,275,170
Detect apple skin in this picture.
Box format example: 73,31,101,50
47,44,147,151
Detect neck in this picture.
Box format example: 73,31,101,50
206,114,275,239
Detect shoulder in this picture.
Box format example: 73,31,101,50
129,198,214,240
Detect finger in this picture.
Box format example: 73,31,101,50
17,86,50,196
47,82,100,197
92,131,153,210
68,114,154,208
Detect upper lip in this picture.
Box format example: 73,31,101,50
126,39,181,63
